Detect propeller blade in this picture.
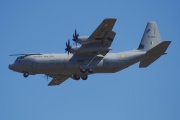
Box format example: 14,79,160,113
72,29,79,47
68,39,70,46
65,39,71,55
66,41,68,47
72,29,79,42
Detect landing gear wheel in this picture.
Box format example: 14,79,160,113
73,75,80,80
87,69,93,73
80,69,86,73
81,76,88,80
23,72,29,78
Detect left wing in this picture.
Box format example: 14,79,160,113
69,19,117,70
82,18,116,46
48,74,69,86
89,18,116,40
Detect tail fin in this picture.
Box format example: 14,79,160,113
138,21,162,51
138,21,171,68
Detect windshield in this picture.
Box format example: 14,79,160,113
15,56,25,63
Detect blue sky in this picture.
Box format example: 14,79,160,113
0,0,179,120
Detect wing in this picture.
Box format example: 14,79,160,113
82,18,116,55
89,18,116,40
79,18,116,47
48,74,69,86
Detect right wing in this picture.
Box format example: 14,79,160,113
48,74,69,86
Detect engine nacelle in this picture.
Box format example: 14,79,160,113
76,36,89,44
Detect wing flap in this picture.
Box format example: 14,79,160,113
102,31,116,47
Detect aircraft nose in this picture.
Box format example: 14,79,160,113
8,64,14,70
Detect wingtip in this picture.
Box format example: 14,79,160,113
105,18,117,20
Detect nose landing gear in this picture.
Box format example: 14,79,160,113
23,72,29,78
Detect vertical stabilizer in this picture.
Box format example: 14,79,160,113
138,21,162,51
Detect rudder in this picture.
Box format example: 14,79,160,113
138,21,162,51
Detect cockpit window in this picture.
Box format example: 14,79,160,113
15,56,25,63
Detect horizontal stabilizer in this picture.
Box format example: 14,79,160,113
139,56,160,68
147,41,171,56
139,41,171,68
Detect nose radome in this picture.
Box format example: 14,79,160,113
8,64,13,70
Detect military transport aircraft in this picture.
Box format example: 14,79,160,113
8,18,171,86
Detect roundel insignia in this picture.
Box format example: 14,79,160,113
104,24,108,26
120,54,125,58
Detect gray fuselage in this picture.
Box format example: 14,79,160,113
9,50,146,76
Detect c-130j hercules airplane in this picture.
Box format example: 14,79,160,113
9,18,171,86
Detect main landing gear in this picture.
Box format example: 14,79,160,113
73,75,88,80
23,72,29,78
73,75,80,80
77,68,92,80
80,69,93,73
81,76,88,80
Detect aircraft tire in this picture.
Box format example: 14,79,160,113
80,69,86,73
81,76,88,80
73,75,80,80
87,69,93,73
23,72,29,78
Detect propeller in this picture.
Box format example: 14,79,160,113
72,29,79,46
65,39,71,55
